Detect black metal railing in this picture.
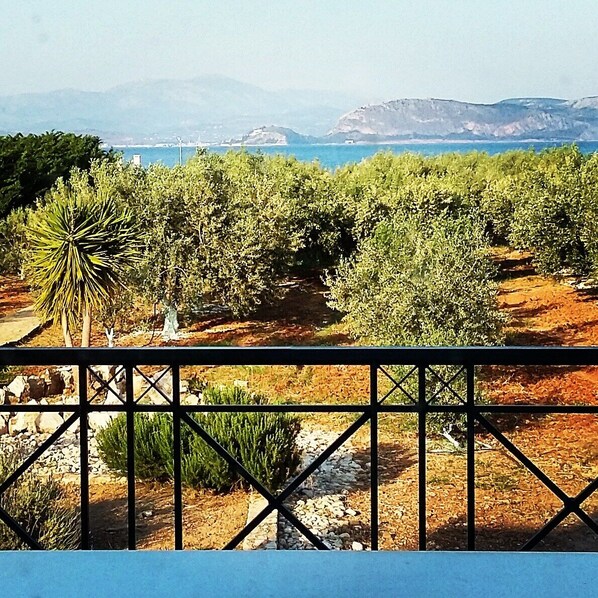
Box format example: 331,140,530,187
0,346,597,551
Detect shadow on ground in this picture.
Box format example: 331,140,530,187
427,509,598,552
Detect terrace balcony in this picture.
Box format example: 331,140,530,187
1,345,598,596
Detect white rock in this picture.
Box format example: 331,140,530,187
59,367,74,390
91,365,112,382
104,378,124,405
142,388,168,405
133,373,148,396
182,394,200,406
64,419,80,435
9,410,39,435
88,412,116,432
7,376,28,401
150,369,187,401
351,541,364,551
36,412,64,434
152,368,172,392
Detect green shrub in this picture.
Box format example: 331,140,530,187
0,446,80,549
326,213,504,431
327,213,505,347
0,208,28,275
0,131,113,218
97,385,301,492
509,146,591,276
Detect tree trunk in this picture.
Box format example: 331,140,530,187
76,308,93,398
61,311,73,347
82,308,92,347
105,327,115,347
162,302,179,341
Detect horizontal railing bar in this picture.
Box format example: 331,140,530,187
2,345,598,366
3,403,598,414
475,405,598,413
0,404,371,413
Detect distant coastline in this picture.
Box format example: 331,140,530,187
112,138,598,150
114,140,598,170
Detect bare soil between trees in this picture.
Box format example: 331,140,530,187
5,248,598,550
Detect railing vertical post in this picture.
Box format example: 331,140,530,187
125,365,136,550
466,364,476,550
172,365,183,550
418,365,427,551
370,364,379,551
78,364,90,550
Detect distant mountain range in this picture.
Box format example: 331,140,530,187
231,97,598,145
323,97,598,143
2,76,598,145
0,75,365,145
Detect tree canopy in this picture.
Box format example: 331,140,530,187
0,131,112,217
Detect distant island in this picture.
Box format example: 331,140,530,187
1,75,597,145
224,126,319,146
231,97,598,146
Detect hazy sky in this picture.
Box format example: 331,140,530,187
1,0,597,102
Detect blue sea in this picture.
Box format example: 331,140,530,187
115,141,598,170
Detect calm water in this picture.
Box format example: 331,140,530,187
115,141,598,170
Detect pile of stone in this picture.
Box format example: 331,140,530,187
0,366,201,478
0,366,204,437
241,426,369,551
0,428,109,477
0,367,101,476
0,368,72,436
278,428,369,551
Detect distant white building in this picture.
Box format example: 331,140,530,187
132,154,142,166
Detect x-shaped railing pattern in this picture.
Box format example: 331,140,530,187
0,346,597,551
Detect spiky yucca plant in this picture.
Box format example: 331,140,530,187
27,171,139,346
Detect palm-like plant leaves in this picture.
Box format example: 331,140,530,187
28,177,140,330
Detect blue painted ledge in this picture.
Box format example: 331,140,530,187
0,551,597,598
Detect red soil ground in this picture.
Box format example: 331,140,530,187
0,276,31,318
6,249,598,550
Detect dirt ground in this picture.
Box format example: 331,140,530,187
6,250,598,550
86,479,249,550
0,276,31,318
348,249,598,551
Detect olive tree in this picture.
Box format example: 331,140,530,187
509,146,590,276
327,213,505,347
127,163,204,339
327,213,504,432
